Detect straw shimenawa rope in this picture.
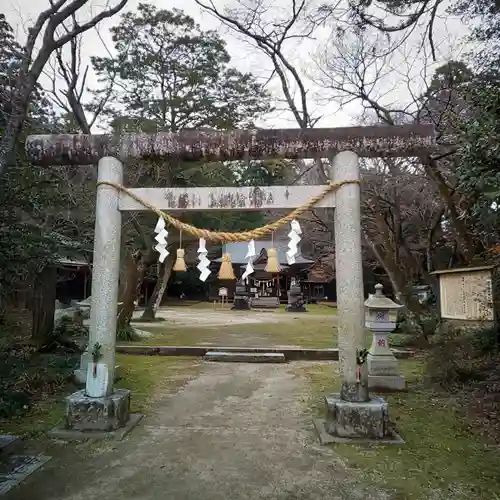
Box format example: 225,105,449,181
97,179,359,243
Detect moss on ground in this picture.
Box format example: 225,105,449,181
297,358,500,500
0,395,66,437
115,355,200,413
1,355,200,436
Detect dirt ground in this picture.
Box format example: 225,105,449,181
6,360,389,500
128,307,339,348
131,307,332,327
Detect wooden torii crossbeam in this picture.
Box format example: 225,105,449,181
25,124,436,440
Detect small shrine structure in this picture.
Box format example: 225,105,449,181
212,239,314,306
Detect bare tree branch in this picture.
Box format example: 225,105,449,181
0,0,128,176
195,0,317,128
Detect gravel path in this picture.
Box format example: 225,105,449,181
6,361,389,500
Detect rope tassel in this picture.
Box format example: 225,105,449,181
218,253,236,280
173,248,186,272
265,248,281,273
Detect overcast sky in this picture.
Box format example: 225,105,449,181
4,0,470,130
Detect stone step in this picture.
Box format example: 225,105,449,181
204,351,286,363
117,345,415,361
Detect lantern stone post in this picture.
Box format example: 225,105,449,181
365,284,405,391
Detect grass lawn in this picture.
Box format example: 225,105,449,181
0,394,67,437
297,358,500,500
114,354,200,413
131,315,339,348
154,301,337,316
0,355,200,437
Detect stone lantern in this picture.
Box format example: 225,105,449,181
286,279,307,312
232,280,251,310
365,284,405,391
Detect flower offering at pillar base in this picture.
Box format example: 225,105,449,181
218,252,236,280
264,247,281,273
173,248,187,272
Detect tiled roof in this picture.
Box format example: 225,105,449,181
215,240,314,265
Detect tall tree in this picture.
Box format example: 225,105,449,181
195,0,320,129
455,81,500,248
0,1,128,177
92,4,270,131
88,5,275,324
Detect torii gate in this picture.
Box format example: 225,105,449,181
26,124,435,440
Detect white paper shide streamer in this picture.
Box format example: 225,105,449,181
197,238,211,282
154,216,169,263
286,220,302,265
241,239,256,281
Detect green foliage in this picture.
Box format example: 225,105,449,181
0,14,89,314
92,4,271,131
426,322,499,389
455,82,500,244
451,0,500,72
0,344,78,419
0,14,53,133
52,316,89,340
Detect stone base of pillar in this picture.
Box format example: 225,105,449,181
368,374,406,391
48,389,143,440
313,394,404,445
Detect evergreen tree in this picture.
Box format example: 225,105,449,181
91,4,270,131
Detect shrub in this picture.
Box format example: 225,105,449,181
395,309,441,346
0,344,78,419
52,315,89,339
426,322,499,389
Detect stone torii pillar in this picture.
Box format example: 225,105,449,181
330,151,366,402
25,125,435,439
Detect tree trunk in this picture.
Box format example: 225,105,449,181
423,159,476,262
117,248,157,328
31,265,57,345
141,252,174,321
117,252,141,329
0,107,27,178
